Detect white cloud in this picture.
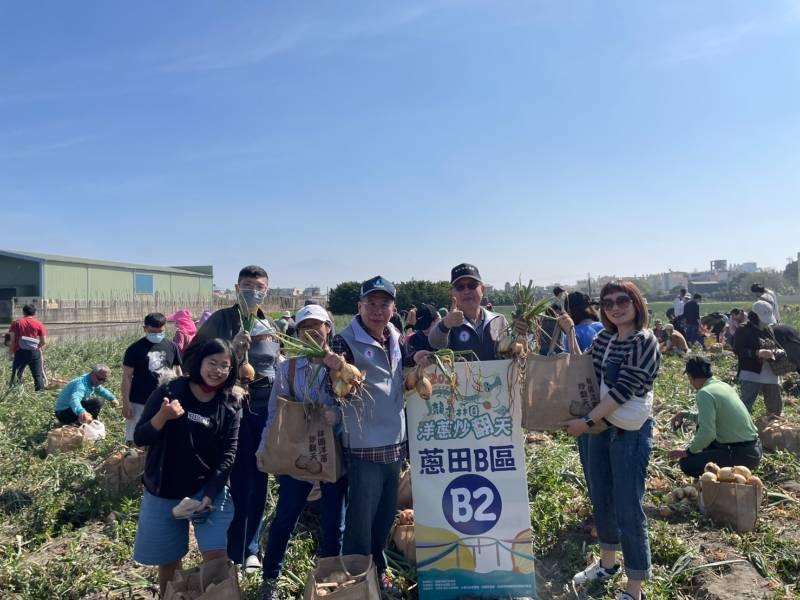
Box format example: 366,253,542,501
664,2,800,64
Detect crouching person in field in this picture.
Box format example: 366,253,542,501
54,365,116,424
324,276,415,594
132,339,242,595
258,305,347,600
668,357,761,478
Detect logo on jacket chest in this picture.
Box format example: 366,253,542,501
459,330,471,343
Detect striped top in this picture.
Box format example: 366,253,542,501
590,328,661,404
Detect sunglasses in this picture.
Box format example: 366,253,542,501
453,281,480,291
601,296,632,310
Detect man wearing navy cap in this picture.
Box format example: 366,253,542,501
324,275,419,593
428,263,511,361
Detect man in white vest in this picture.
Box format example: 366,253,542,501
324,275,413,594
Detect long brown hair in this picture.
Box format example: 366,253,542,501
599,281,649,332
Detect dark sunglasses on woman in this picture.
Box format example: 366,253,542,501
601,296,632,310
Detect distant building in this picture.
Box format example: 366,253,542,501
0,249,213,323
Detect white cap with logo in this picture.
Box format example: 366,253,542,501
295,304,331,326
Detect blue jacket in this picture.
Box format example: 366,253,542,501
55,373,115,415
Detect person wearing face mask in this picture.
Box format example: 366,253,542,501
122,313,183,444
227,318,282,570
182,265,274,373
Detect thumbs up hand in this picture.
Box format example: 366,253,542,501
444,297,465,329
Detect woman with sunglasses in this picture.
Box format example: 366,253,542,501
561,281,661,600
133,338,242,595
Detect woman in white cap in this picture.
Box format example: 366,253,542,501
258,305,346,600
732,300,783,415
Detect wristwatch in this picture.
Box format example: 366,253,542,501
582,415,596,428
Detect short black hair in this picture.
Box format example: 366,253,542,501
731,308,741,315
693,294,702,300
751,283,765,293
553,286,565,296
22,304,36,316
188,338,238,391
144,312,166,328
679,288,687,295
238,265,268,282
685,356,712,379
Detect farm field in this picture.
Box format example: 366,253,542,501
0,316,798,599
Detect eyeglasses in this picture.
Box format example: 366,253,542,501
601,296,632,310
205,361,232,373
453,281,480,291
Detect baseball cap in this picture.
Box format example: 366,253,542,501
450,263,482,285
414,304,438,331
281,311,291,318
751,300,776,326
295,304,332,326
360,275,396,299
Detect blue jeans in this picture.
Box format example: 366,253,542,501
685,324,699,347
577,434,592,497
227,405,270,564
263,475,347,580
342,454,402,574
587,419,653,581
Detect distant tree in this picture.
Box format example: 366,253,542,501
395,280,452,312
328,281,361,314
784,261,799,287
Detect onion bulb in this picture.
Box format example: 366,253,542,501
238,362,256,383
416,376,432,400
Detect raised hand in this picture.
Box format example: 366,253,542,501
444,297,465,329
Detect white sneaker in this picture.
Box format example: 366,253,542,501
572,560,620,585
244,554,262,572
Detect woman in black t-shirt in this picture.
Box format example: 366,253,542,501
133,338,242,595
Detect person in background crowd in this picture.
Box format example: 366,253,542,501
325,276,419,594
275,311,293,335
122,313,183,444
660,324,689,356
8,303,47,391
389,306,404,333
672,288,686,321
133,338,241,595
197,309,213,327
486,301,494,311
565,291,604,353
564,281,661,600
733,301,783,416
682,294,701,347
725,308,747,346
258,305,346,600
652,320,668,345
406,304,439,355
55,365,117,424
404,305,417,333
668,357,761,478
168,309,197,354
429,263,518,361
539,303,566,355
751,283,780,323
553,286,566,303
227,318,281,570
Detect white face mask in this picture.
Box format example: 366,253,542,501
146,332,165,344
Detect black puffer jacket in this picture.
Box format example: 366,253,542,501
733,322,773,375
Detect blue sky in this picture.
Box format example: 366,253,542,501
2,1,799,290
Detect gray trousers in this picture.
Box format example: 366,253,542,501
740,380,782,415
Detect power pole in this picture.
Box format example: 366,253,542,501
587,273,592,297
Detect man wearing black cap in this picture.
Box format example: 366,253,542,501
667,357,761,478
428,263,510,361
324,275,418,592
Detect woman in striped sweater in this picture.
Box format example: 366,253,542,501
562,281,661,600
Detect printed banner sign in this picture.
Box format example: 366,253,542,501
406,359,536,599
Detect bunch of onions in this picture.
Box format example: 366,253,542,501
405,366,432,400
331,362,365,399
496,279,550,358
237,295,262,383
